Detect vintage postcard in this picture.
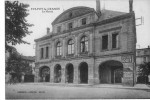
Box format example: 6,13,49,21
4,0,150,99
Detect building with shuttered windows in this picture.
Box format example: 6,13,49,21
34,0,136,86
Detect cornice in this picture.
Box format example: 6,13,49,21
35,51,134,64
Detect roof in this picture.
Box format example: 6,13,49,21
98,9,126,21
35,7,130,42
34,33,52,42
21,56,35,61
52,6,95,25
136,48,150,51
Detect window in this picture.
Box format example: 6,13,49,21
56,42,62,56
46,46,49,58
112,33,119,49
81,18,86,25
68,22,73,29
143,57,147,62
57,26,61,33
80,36,88,53
68,39,74,55
41,48,44,59
102,35,108,50
136,51,140,56
144,50,148,55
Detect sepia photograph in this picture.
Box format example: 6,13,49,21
4,0,150,99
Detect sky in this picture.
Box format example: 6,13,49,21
14,0,150,56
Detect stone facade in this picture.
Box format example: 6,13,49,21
34,4,136,86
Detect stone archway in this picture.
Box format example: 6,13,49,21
99,60,123,84
65,63,74,83
40,66,50,82
79,62,88,84
54,64,61,83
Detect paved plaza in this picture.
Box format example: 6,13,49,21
5,83,150,99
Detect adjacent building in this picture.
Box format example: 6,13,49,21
136,47,150,83
21,56,35,75
34,0,136,86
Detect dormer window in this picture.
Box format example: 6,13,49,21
57,26,61,33
68,22,73,29
81,18,86,25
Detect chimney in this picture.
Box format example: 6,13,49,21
96,0,101,16
129,0,133,12
47,27,50,34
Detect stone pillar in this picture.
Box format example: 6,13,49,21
43,47,46,59
34,68,40,82
89,33,93,54
49,45,52,60
94,63,100,84
122,62,134,86
62,39,66,57
88,62,94,85
73,64,78,84
52,42,55,59
61,67,65,83
75,36,78,56
50,66,54,83
108,33,111,50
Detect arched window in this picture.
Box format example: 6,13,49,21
80,36,88,53
68,39,74,55
56,41,62,56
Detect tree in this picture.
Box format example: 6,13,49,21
5,1,33,50
138,62,150,77
6,50,33,82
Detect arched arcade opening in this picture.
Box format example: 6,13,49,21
40,66,50,82
79,62,88,84
65,63,74,83
54,64,61,83
99,60,123,84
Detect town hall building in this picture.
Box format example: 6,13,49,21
34,0,136,86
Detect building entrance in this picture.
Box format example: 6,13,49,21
54,64,61,83
66,64,74,83
79,62,88,84
40,66,50,82
99,60,123,84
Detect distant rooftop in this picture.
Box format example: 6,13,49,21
21,56,35,61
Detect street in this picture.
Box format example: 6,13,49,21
5,83,150,99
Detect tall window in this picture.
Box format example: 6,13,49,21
68,22,73,29
102,35,108,50
41,48,44,59
57,26,61,33
80,36,88,53
56,42,62,56
81,18,86,25
112,33,119,49
46,46,49,58
68,39,74,55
